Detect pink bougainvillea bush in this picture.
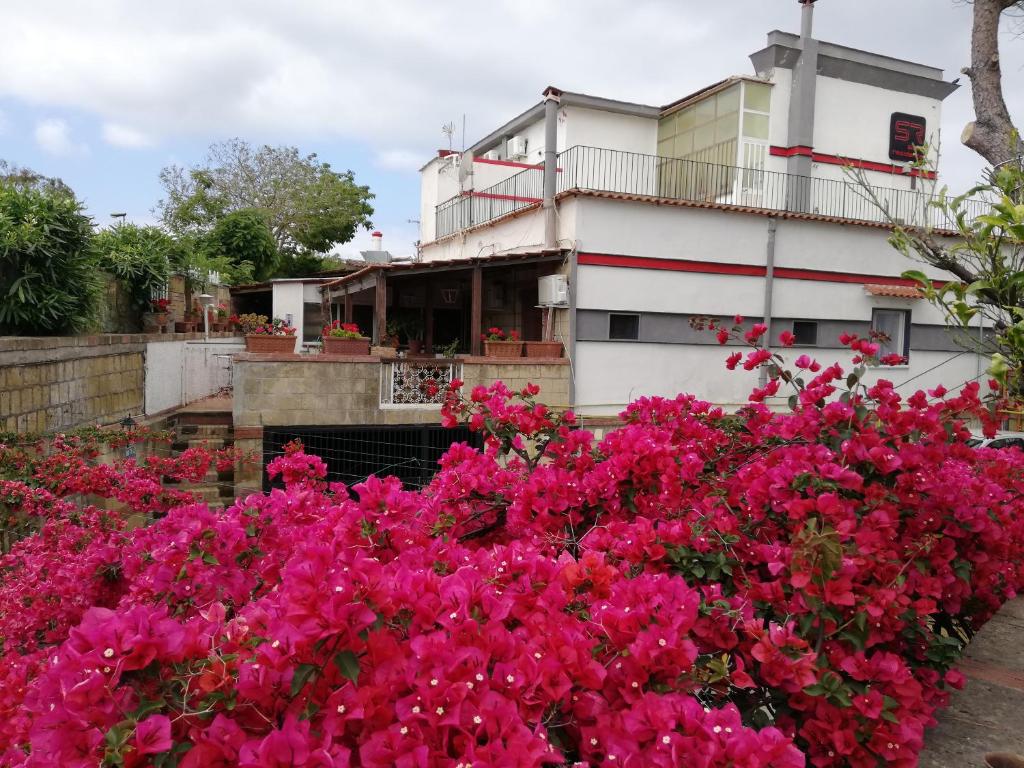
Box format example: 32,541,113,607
1,327,1023,768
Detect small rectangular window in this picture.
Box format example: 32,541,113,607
871,309,911,359
609,313,640,341
792,321,818,346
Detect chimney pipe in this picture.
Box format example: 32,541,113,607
799,0,816,40
542,87,561,251
371,231,383,251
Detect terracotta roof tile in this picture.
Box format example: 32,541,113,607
863,283,923,299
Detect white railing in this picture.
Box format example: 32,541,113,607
380,360,461,407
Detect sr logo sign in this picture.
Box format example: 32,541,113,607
889,113,927,162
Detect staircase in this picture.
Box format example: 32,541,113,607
163,395,238,508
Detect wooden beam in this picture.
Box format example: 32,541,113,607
470,266,482,356
374,272,387,345
343,291,353,324
424,279,434,352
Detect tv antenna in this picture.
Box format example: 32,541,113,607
441,122,456,150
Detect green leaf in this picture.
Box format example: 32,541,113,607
290,663,318,698
333,650,361,685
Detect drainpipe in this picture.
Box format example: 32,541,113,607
568,247,578,408
759,218,778,387
786,0,819,212
542,87,561,251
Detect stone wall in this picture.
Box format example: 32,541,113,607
231,353,571,490
0,332,241,434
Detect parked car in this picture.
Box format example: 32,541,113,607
966,432,1024,450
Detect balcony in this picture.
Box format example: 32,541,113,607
434,144,989,239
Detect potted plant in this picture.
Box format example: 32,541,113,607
210,302,229,332
145,297,171,333
228,313,241,332
482,327,522,358
243,315,299,353
524,339,563,358
435,339,460,359
322,321,370,355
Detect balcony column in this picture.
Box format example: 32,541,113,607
343,291,353,324
373,272,387,346
470,265,482,356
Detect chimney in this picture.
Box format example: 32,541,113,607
371,231,383,251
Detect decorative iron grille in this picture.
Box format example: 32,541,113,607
380,361,461,406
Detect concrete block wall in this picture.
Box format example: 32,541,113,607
0,332,241,434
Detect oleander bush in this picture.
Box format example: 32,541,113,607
0,326,1022,768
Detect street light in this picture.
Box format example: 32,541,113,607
198,293,215,341
110,213,127,227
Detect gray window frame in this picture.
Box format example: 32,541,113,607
608,312,641,341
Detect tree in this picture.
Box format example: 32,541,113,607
93,224,173,315
0,175,101,335
0,159,73,198
960,0,1024,171
157,139,374,274
202,208,279,282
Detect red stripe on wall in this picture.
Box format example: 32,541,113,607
768,146,937,180
577,252,944,288
462,190,542,204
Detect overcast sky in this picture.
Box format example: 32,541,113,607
1,0,1022,259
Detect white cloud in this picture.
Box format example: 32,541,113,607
374,148,423,171
34,118,85,155
0,1,1017,191
102,122,155,148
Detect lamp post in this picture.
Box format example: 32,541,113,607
199,293,215,341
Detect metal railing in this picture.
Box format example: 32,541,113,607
435,165,543,238
557,145,989,229
380,360,462,407
433,144,991,238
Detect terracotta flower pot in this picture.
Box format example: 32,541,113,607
986,754,1024,768
407,339,424,355
174,321,193,333
322,336,370,355
211,322,226,332
245,334,297,353
484,340,523,358
524,341,563,358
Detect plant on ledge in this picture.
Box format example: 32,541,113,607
243,316,297,352
322,321,370,355
482,326,523,358
236,313,268,334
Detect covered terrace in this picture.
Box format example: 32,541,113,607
320,251,568,355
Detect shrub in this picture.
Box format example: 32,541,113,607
93,225,173,318
0,179,101,334
0,335,1021,767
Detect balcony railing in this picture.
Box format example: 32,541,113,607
435,165,543,238
557,145,989,229
433,144,989,238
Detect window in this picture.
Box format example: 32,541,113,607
792,321,818,346
609,313,640,341
871,309,911,359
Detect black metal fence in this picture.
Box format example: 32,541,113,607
262,424,482,491
557,145,989,229
434,144,990,237
435,166,544,238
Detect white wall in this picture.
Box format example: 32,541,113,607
814,76,942,173
572,341,984,416
271,282,304,351
144,338,245,415
420,155,465,244
563,107,658,156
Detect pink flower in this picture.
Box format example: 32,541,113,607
135,715,172,755
778,331,795,347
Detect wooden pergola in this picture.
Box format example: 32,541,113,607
321,251,565,355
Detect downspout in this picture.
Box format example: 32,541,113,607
542,87,561,251
759,217,778,387
568,247,578,408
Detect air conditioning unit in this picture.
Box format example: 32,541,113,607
483,149,500,161
507,136,528,158
538,274,568,307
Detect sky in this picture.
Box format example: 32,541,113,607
1,0,1022,261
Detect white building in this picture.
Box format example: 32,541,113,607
404,1,989,415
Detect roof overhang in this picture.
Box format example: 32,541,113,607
322,251,566,298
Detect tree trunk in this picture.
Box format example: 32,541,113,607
961,0,1023,171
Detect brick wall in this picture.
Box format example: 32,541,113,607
0,332,240,434
231,353,571,492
